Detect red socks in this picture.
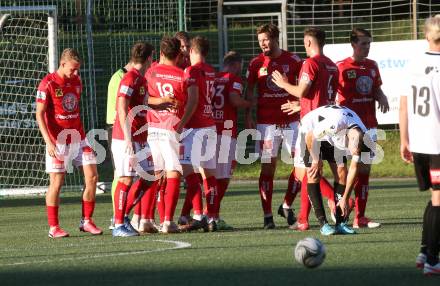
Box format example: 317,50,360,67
203,176,218,218
259,174,274,215
47,205,59,227
156,180,166,223
216,179,229,217
183,173,203,216
354,172,370,219
164,178,180,221
142,180,159,220
114,181,130,224
298,177,334,223
125,179,150,216
283,171,301,207
81,200,95,220
320,177,335,202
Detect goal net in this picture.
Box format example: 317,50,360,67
0,6,59,194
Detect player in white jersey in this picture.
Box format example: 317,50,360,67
296,104,372,235
399,15,440,276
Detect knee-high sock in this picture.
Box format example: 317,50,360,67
427,206,440,265
113,181,130,224
111,176,118,216
203,176,218,219
82,200,95,220
142,180,159,220
283,171,301,207
298,175,311,223
354,172,370,219
307,182,327,226
333,183,346,224
164,178,180,222
216,179,229,218
421,201,432,254
156,180,166,223
259,174,274,216
125,179,150,216
321,177,335,202
47,205,59,227
182,173,203,216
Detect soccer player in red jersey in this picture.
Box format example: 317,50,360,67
336,28,389,229
245,24,303,229
145,37,186,233
272,27,350,234
212,51,252,230
36,48,103,238
175,31,191,70
111,42,176,237
176,36,219,232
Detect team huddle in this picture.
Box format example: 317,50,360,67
36,16,440,275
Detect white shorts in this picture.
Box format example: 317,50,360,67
256,122,299,161
216,135,237,179
147,127,182,174
111,139,154,178
180,126,217,170
46,140,96,173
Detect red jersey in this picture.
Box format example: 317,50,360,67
213,72,244,138
336,57,382,129
112,68,148,142
246,50,302,124
183,62,216,128
36,72,85,144
145,63,185,131
299,55,338,118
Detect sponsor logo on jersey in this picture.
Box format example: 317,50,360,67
120,85,134,97
370,69,376,78
347,70,356,79
259,67,268,76
355,76,373,95
233,82,243,93
300,72,310,84
266,74,282,92
139,86,145,95
282,65,289,73
62,93,78,112
55,89,63,97
37,91,46,100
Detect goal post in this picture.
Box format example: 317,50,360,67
0,6,59,194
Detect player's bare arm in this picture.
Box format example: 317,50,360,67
117,96,134,155
147,95,178,111
399,95,413,163
280,100,301,115
271,70,311,99
375,87,390,113
305,131,322,180
35,102,56,157
339,128,363,215
229,91,252,109
176,85,198,134
244,82,256,129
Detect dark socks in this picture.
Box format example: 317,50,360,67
307,183,327,226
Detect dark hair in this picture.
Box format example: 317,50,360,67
130,41,154,64
190,36,209,57
160,36,181,60
304,27,326,47
256,23,279,40
174,31,190,42
223,51,242,66
60,48,81,63
350,28,372,43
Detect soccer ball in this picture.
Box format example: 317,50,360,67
294,237,326,268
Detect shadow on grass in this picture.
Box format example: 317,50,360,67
1,265,438,286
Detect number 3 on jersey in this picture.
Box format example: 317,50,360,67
213,85,225,109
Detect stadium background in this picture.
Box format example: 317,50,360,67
0,0,439,190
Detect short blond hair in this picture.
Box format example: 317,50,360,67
60,48,81,63
425,15,440,43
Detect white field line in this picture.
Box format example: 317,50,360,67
0,239,191,267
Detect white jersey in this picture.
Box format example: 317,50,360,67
403,51,440,154
300,105,367,150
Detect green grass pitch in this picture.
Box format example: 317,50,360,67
0,179,438,286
